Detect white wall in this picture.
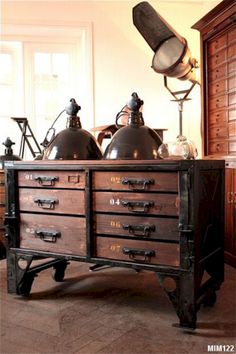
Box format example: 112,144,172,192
0,0,222,158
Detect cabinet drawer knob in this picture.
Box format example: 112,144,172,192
35,229,61,242
122,247,155,262
121,200,154,213
33,197,58,209
34,176,58,186
121,177,154,190
122,223,155,236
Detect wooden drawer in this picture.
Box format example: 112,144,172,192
228,42,236,60
229,122,236,137
229,76,236,92
209,79,226,96
208,140,228,155
19,188,85,215
228,27,236,43
0,171,4,184
209,65,227,81
209,110,227,125
229,92,236,106
95,237,179,267
93,171,178,192
93,192,179,216
0,206,4,225
208,49,227,68
229,140,236,154
18,170,85,189
20,213,86,255
208,33,227,54
209,95,227,111
209,125,228,140
229,60,236,75
95,214,179,241
229,108,236,121
0,186,4,206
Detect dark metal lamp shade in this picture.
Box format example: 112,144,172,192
42,99,102,160
103,93,162,160
42,127,102,160
103,123,162,159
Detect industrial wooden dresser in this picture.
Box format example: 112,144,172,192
4,159,224,329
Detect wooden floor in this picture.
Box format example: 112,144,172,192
0,259,236,354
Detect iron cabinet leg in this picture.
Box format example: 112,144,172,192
52,260,69,282
7,250,69,296
7,251,36,296
157,272,197,329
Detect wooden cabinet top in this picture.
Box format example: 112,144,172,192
4,159,225,171
192,0,236,35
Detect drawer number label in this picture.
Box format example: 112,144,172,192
110,176,121,184
110,244,121,252
25,174,33,180
110,198,121,206
25,227,35,234
110,220,121,228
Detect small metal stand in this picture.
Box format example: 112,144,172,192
11,117,42,159
164,76,197,136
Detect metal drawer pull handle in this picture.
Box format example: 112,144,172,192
121,200,154,213
122,247,155,262
121,177,154,190
35,229,61,242
122,224,155,236
34,176,58,186
33,198,58,209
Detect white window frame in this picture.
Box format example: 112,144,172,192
1,23,94,153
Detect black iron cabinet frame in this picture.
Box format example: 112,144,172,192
4,159,225,329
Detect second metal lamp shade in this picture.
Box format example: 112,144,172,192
103,93,162,160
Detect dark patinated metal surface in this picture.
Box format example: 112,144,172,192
103,93,162,160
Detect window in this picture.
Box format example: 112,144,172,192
0,24,93,158
24,42,79,144
0,42,24,148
